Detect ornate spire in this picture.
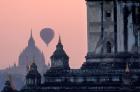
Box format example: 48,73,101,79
51,36,69,59
30,29,33,38
58,35,61,44
28,29,35,47
56,35,63,49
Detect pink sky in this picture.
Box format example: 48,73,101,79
0,0,87,69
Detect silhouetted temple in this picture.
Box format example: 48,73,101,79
1,80,17,92
2,0,140,92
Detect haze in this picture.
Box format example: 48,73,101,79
0,0,87,69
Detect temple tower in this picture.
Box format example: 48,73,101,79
26,61,41,86
86,0,116,55
50,36,70,70
81,0,140,70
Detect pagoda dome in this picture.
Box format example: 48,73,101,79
18,31,46,74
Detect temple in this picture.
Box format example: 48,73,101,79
2,0,140,92
18,30,47,74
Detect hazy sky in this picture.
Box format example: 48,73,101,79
0,0,87,69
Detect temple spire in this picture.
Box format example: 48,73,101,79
31,29,33,38
28,29,35,47
56,35,63,49
58,35,62,44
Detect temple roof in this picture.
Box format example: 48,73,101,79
26,61,41,78
51,36,69,59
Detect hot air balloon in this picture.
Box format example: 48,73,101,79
40,28,55,46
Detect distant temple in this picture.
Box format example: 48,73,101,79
1,80,17,92
2,0,140,92
0,31,49,90
18,31,47,74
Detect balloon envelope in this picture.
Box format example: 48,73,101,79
40,28,55,46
